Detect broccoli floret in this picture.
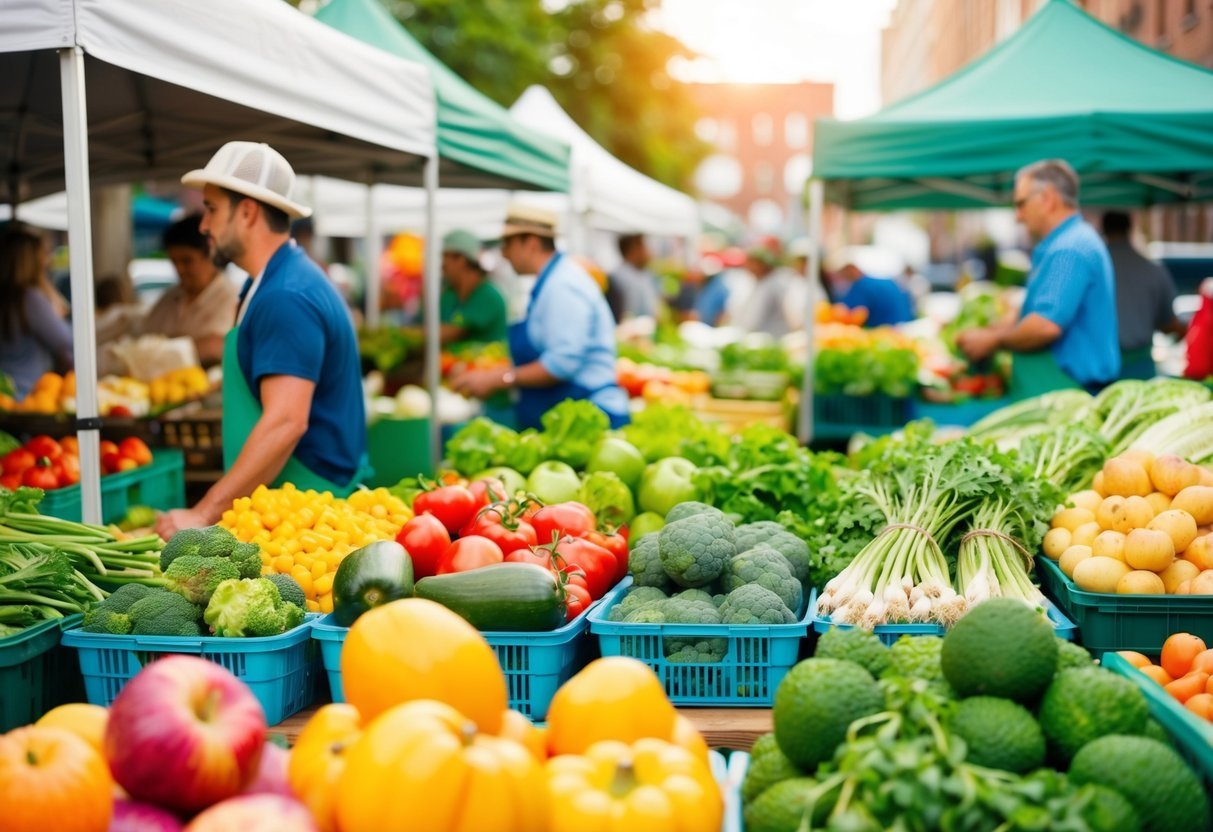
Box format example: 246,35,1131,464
623,606,668,624
164,556,241,606
667,641,727,663
82,584,157,635
734,521,785,550
264,573,305,608
127,590,203,636
671,588,716,606
204,578,306,638
159,525,239,572
665,501,722,524
660,598,726,659
609,586,669,621
720,545,802,614
228,541,264,579
882,635,945,682
658,514,735,588
814,627,891,678
628,534,673,591
718,584,796,625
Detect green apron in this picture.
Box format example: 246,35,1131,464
221,327,360,496
1008,349,1080,402
1118,347,1155,381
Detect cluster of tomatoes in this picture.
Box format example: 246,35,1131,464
396,478,628,620
0,435,153,491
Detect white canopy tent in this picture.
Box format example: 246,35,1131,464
0,0,437,523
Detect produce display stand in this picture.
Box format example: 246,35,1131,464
61,617,320,725
157,408,224,505
909,397,1011,428
0,615,86,732
1037,558,1213,655
0,412,158,445
692,395,794,436
812,393,910,441
38,449,185,526
365,416,433,486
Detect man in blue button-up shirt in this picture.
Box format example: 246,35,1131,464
958,159,1120,393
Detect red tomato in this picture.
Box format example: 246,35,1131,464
550,535,617,599
109,405,134,418
437,536,504,574
119,437,153,466
468,477,509,509
504,547,552,569
101,452,122,475
26,436,62,460
463,507,537,554
56,454,81,487
98,440,119,458
414,485,480,535
564,583,592,621
22,461,60,490
583,530,628,578
0,473,21,490
532,502,597,547
396,513,452,579
59,436,79,456
2,448,36,476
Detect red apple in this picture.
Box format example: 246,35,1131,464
104,656,267,813
184,795,318,832
240,741,294,797
110,797,185,831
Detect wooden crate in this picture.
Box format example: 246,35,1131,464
692,394,792,435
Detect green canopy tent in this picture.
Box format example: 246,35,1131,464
799,0,1213,440
314,0,571,465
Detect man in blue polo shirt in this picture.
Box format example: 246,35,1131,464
157,142,365,539
958,159,1119,398
826,248,914,328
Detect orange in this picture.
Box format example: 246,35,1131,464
1139,665,1173,686
1189,648,1213,675
1116,651,1152,669
1164,670,1210,704
1184,692,1213,721
1160,632,1207,678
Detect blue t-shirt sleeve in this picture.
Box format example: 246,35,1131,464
531,283,594,381
246,294,325,387
1024,250,1087,331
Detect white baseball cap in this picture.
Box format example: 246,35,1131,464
181,141,312,219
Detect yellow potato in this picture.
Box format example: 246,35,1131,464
1102,458,1153,498
1184,534,1213,571
1159,559,1200,593
1119,449,1155,470
1068,490,1103,514
1123,496,1155,529
1148,454,1202,497
1073,556,1131,593
1116,570,1165,595
1042,527,1072,560
1147,509,1199,554
1092,471,1106,497
1091,530,1127,562
1070,521,1101,548
1123,528,1175,572
1060,544,1094,578
1171,486,1213,525
1191,570,1213,595
1200,467,1213,487
1096,496,1133,533
1144,492,1172,515
1052,507,1095,532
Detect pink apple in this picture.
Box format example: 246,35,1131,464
184,795,318,832
109,797,185,831
104,655,267,814
240,742,294,798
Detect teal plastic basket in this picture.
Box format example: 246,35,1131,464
38,449,185,525
588,583,811,706
0,615,85,732
910,397,1011,428
1103,651,1213,791
809,588,1077,646
61,618,318,725
1037,557,1213,655
813,394,910,441
311,582,623,720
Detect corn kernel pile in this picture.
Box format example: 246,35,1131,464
219,484,412,613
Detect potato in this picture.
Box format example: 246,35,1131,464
1123,496,1155,528
1119,449,1155,470
1147,509,1199,553
1092,471,1106,496
1068,490,1103,513
1091,530,1127,562
1123,528,1175,572
1060,544,1094,578
1072,556,1131,593
1170,486,1213,525
1159,559,1200,593
1052,507,1095,532
1184,534,1213,571
1042,527,1072,560
1148,454,1202,496
1175,580,1193,595
1116,570,1165,595
1102,458,1153,498
1191,570,1213,595
1096,496,1133,533
1070,521,1100,548
1145,492,1172,515
1201,467,1213,487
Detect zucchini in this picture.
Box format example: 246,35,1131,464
332,540,414,627
414,563,566,631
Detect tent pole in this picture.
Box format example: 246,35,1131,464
364,183,382,329
798,179,823,445
59,47,102,524
423,155,442,472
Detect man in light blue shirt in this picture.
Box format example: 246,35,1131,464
958,159,1119,397
449,205,628,429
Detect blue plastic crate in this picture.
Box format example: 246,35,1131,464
809,588,1077,646
910,397,1011,428
0,615,85,732
588,583,811,706
39,449,185,525
61,618,319,725
813,394,910,441
311,582,624,720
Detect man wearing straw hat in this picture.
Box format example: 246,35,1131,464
157,142,366,540
449,204,629,430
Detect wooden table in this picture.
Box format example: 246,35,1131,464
275,705,772,751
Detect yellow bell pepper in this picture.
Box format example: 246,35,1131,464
546,738,722,832
287,703,362,832
545,657,677,756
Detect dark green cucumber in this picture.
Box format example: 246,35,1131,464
332,540,414,627
414,563,565,631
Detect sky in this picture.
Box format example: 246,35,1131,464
652,0,898,120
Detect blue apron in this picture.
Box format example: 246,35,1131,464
508,253,629,431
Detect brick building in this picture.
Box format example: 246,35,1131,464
881,0,1213,241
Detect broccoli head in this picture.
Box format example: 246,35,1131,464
665,502,723,524
758,530,811,586
609,586,669,621
882,635,944,682
720,546,802,614
659,598,726,659
718,584,796,625
127,589,203,636
667,641,727,663
734,521,785,551
814,626,891,678
264,573,306,608
671,588,716,606
164,556,241,606
159,525,239,572
628,534,673,591
658,513,735,588
82,584,157,635
204,578,306,637
228,541,264,579
623,606,668,624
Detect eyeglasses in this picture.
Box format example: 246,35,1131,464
1013,190,1041,209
